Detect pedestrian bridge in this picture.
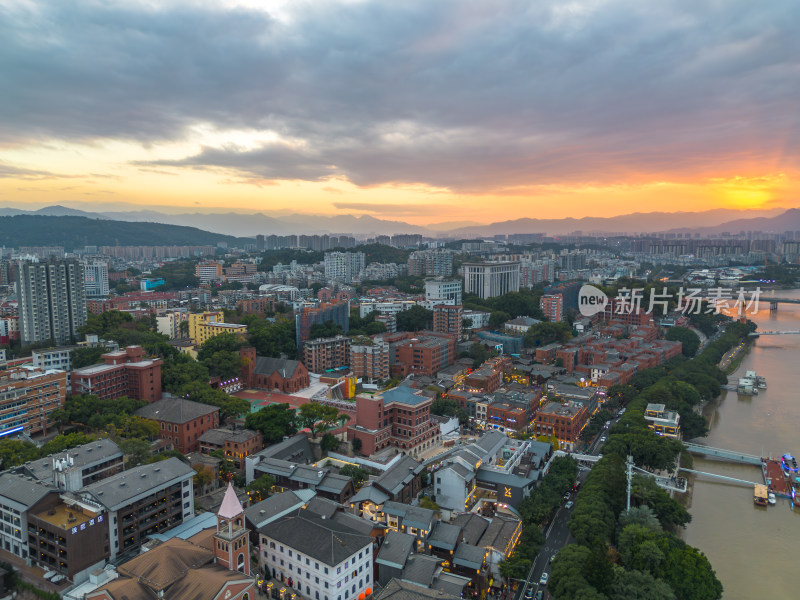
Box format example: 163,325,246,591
684,442,762,465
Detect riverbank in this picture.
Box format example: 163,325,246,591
719,338,753,374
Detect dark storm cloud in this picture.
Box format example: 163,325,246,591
3,0,799,190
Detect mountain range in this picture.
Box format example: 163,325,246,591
0,205,798,239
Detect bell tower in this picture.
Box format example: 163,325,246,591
213,482,251,574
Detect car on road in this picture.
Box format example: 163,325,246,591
563,492,571,500
535,591,543,600
599,436,606,442
524,586,534,600
539,572,549,585
565,500,574,509
618,408,626,415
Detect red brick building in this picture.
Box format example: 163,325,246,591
387,331,457,377
72,346,163,402
136,398,220,453
533,401,589,451
239,347,310,393
199,428,263,472
348,387,441,457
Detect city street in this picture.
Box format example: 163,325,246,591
512,420,611,600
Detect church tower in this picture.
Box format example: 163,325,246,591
213,482,251,574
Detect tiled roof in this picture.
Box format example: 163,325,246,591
260,511,373,567
254,356,303,378
135,398,218,424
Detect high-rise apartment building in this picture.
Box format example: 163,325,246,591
433,305,463,339
463,261,520,299
408,249,453,276
324,251,365,282
83,261,109,297
17,258,87,345
539,294,564,322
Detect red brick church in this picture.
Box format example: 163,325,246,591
239,347,310,393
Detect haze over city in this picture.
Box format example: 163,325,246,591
2,0,800,225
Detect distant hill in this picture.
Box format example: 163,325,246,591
0,215,245,250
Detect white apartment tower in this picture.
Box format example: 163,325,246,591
463,261,520,299
83,261,109,297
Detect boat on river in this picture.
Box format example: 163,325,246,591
781,454,798,477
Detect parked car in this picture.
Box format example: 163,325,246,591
565,500,574,509
563,492,571,501
539,572,549,585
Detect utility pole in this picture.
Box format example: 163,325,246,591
626,453,634,513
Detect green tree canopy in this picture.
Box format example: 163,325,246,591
396,305,433,332
244,403,298,444
665,326,700,357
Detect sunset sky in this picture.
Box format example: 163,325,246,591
1,0,799,226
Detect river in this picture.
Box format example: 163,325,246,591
683,288,800,600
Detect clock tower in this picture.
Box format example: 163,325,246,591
214,482,251,574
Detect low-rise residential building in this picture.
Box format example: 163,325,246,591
72,346,163,403
0,472,55,560
198,428,263,472
78,457,195,559
136,397,220,453
0,365,67,437
18,438,124,491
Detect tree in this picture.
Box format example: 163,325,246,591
396,305,433,332
321,433,340,454
419,496,439,511
339,464,368,488
70,346,108,369
118,438,153,467
247,474,276,502
245,403,298,444
196,333,244,379
524,321,572,347
609,569,676,600
308,320,344,340
194,466,216,492
352,437,363,454
666,327,700,357
296,402,341,439
180,382,250,421
488,311,511,329
430,398,459,417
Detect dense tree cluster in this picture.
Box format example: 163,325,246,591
524,321,573,348
665,327,700,357
552,318,753,599
396,305,433,331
